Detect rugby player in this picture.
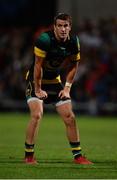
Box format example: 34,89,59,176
24,13,93,165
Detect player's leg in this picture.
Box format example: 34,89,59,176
24,98,43,164
56,101,93,164
56,101,79,142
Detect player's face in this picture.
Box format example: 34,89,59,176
54,19,71,41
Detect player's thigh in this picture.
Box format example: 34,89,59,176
28,100,43,119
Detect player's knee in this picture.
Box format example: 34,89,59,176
64,112,75,126
31,111,42,122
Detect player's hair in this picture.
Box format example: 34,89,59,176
54,13,72,26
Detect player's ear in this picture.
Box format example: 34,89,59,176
54,24,56,31
69,25,71,31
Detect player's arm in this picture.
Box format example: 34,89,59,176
34,55,43,92
59,62,79,99
33,32,50,99
59,35,80,99
65,61,79,88
34,55,48,99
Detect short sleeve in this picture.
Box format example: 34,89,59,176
34,32,50,58
71,36,80,62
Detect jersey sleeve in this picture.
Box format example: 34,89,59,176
34,32,50,58
71,36,80,62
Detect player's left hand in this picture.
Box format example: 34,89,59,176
58,88,71,99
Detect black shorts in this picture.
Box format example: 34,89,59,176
25,80,71,105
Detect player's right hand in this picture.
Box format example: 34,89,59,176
35,89,48,100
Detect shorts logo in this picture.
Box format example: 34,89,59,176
26,82,32,97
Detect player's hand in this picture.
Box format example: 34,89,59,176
58,87,70,99
35,89,48,100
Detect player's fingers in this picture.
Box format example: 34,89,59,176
36,91,48,99
58,91,65,98
42,92,48,98
59,93,66,99
39,94,48,100
39,96,47,100
58,91,62,97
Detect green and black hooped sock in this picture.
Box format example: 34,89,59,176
69,141,82,159
25,142,34,158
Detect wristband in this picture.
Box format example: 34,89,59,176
65,82,72,88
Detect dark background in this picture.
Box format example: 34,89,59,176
0,0,56,26
0,0,117,115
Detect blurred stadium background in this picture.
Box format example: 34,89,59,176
0,0,117,116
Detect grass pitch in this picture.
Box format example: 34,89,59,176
0,112,117,179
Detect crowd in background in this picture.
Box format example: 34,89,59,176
0,18,117,114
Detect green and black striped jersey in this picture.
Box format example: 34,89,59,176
26,30,80,84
